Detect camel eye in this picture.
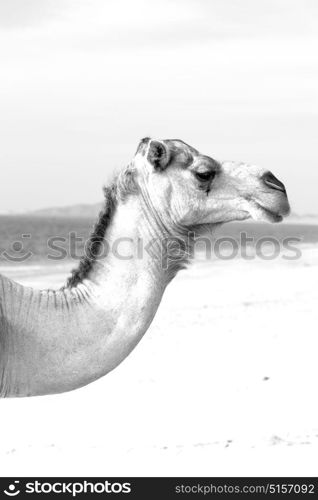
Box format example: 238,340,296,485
194,170,216,182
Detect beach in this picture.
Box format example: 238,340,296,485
0,242,317,476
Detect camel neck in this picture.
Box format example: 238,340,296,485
0,195,191,397
84,195,190,292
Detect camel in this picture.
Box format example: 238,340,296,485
0,138,290,397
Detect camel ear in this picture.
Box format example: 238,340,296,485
147,140,170,171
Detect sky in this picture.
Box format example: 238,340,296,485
0,0,317,213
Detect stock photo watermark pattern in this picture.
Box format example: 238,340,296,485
1,231,302,265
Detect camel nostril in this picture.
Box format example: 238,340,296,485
262,171,286,194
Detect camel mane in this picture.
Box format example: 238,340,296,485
66,167,137,288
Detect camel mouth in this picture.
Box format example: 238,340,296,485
256,204,285,223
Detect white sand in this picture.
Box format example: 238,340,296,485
0,246,317,476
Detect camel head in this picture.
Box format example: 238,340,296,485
134,138,290,230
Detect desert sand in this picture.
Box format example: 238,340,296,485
0,244,317,476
